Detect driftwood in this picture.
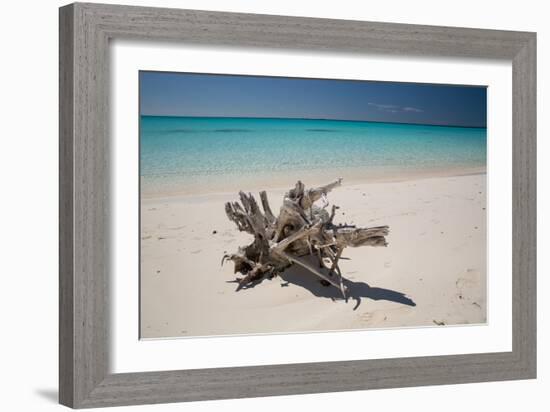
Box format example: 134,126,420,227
222,179,389,298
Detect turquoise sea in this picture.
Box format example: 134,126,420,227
140,116,486,196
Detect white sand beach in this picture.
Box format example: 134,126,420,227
140,173,487,339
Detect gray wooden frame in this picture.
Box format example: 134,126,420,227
59,2,536,408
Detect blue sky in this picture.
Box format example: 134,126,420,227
140,71,487,127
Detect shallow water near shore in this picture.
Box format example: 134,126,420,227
140,116,486,196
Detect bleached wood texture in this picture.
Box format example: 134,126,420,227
224,179,388,298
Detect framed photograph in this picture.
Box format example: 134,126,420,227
59,2,536,408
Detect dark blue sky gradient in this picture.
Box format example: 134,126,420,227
140,71,487,127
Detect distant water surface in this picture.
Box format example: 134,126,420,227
140,116,486,196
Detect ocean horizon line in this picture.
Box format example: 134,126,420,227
139,114,487,129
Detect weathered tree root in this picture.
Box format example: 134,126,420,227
222,179,389,298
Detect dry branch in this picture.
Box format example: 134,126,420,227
223,179,389,298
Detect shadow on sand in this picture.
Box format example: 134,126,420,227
228,256,416,311
280,262,416,310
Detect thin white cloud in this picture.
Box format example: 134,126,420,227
403,106,424,113
368,103,400,110
368,102,424,114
